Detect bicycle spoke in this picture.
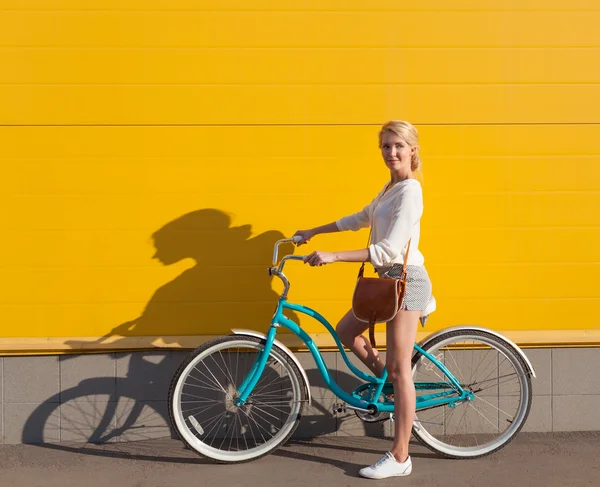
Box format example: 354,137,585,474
181,381,224,394
236,412,247,451
474,395,515,422
240,407,268,445
181,397,222,404
446,349,466,384
218,350,238,388
249,404,284,424
241,406,259,448
246,408,276,440
208,355,235,391
234,349,240,388
252,399,295,407
475,373,523,393
475,351,501,388
240,408,266,443
182,403,222,416
250,400,291,417
205,412,229,446
252,370,288,396
199,360,228,395
218,413,236,451
253,388,293,400
189,366,227,394
196,407,228,436
227,414,236,452
468,402,500,432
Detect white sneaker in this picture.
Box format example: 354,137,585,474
358,452,412,479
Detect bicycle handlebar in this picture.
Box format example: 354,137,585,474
269,237,307,298
272,236,303,266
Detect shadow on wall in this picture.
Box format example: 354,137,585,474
102,207,299,346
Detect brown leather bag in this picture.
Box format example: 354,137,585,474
351,235,411,349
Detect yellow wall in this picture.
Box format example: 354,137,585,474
2,1,599,353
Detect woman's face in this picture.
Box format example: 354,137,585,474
380,131,414,173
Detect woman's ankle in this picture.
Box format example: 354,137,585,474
390,451,409,463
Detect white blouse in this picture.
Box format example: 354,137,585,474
335,179,425,268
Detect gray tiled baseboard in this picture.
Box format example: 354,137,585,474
1,347,598,444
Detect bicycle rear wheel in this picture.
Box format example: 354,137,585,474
168,335,307,464
411,329,532,459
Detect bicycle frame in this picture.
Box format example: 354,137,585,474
236,297,472,414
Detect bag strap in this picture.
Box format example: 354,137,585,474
360,182,414,350
357,181,391,279
367,238,410,349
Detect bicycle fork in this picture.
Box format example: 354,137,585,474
233,326,278,407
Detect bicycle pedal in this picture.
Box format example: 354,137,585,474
332,403,347,415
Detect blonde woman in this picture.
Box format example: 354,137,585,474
293,120,432,479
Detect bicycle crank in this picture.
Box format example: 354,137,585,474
332,403,374,415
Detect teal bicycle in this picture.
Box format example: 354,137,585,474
169,237,536,464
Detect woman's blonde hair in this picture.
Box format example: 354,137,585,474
378,120,421,173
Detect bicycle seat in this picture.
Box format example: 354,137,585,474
419,295,436,327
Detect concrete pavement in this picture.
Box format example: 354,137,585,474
1,432,599,487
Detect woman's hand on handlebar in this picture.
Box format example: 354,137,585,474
292,229,315,246
304,250,337,267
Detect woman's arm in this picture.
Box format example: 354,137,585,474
304,248,370,266
311,221,341,237
294,190,382,246
293,221,339,246
296,185,386,264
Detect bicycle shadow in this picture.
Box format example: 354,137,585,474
22,367,399,463
23,208,300,445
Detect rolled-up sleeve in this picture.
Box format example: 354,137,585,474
335,197,376,232
369,185,423,267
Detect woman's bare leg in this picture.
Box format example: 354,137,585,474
386,309,420,462
336,309,386,377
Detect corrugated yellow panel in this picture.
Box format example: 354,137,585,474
1,261,598,336
2,11,600,48
2,191,598,235
425,157,600,192
428,192,600,227
3,227,595,270
0,301,279,339
423,227,600,264
3,48,600,84
2,1,600,11
422,125,600,156
3,125,600,158
2,84,600,124
429,298,600,332
3,156,599,196
431,264,600,299
1,296,597,340
0,157,368,196
1,259,596,305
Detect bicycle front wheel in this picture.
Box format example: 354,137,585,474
411,329,532,459
168,335,307,464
